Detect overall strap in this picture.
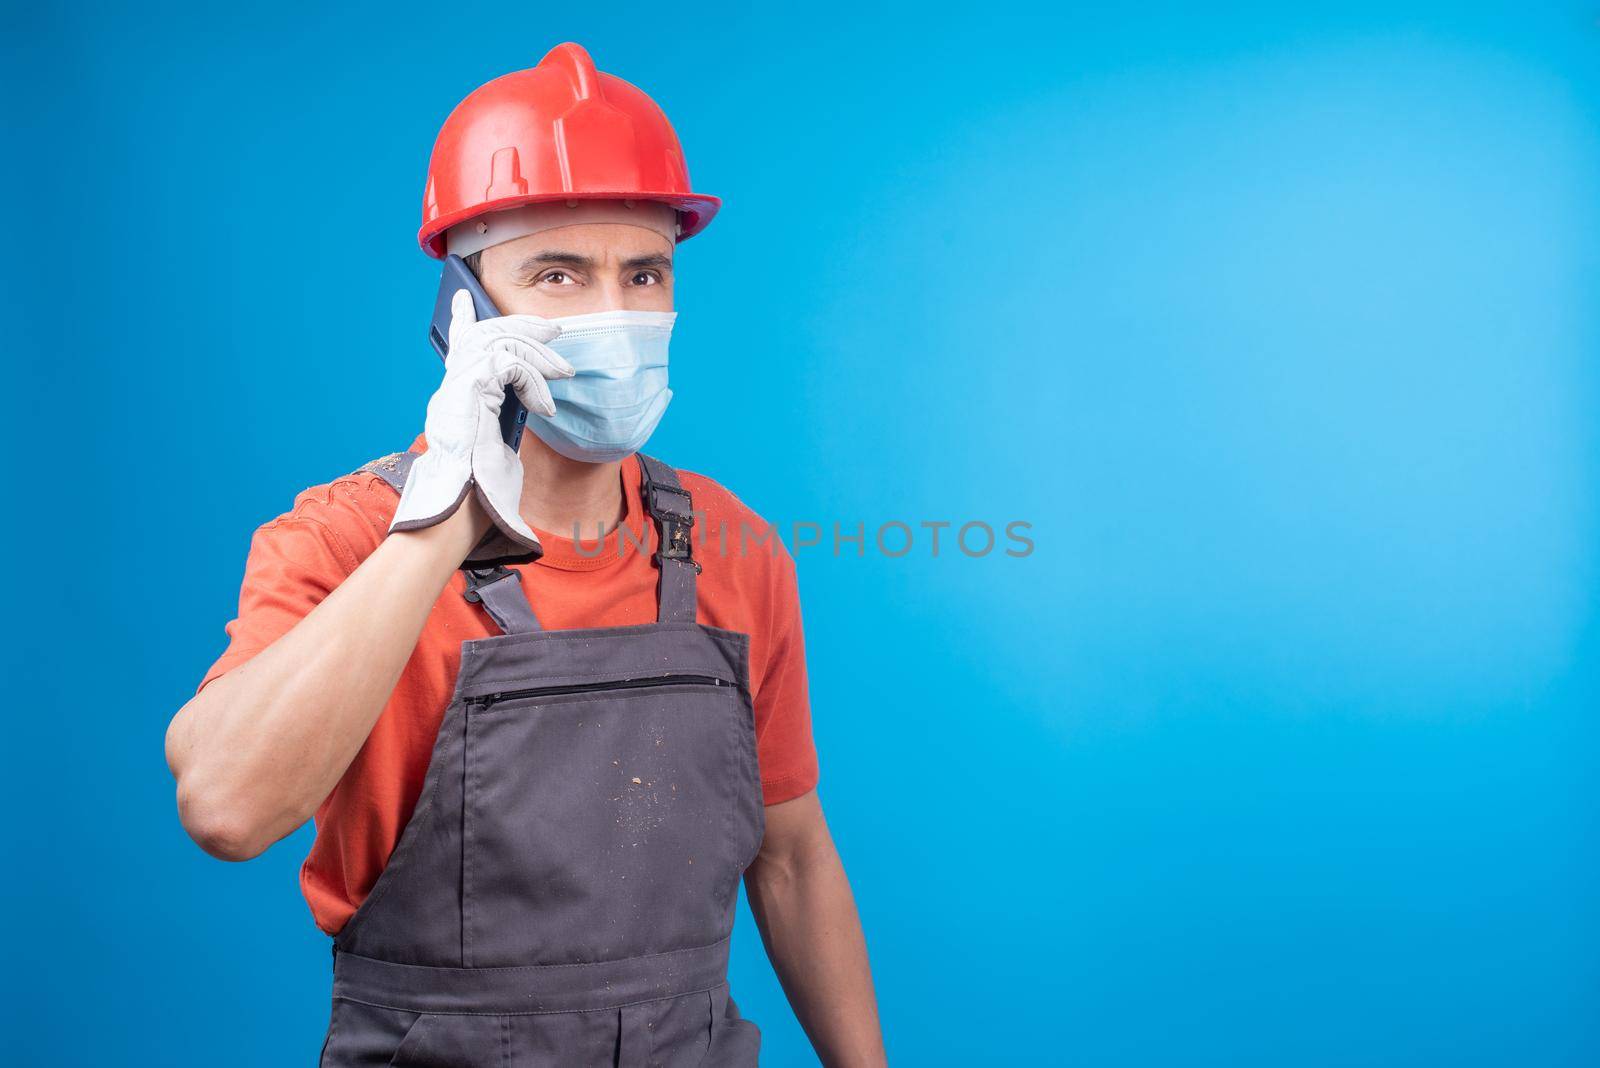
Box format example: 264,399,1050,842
354,450,542,635
637,454,699,624
358,450,417,494
462,566,541,635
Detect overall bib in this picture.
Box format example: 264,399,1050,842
318,452,767,1067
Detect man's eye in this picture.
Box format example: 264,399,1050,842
540,271,573,285
631,271,658,286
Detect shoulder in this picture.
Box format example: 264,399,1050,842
673,466,765,525
671,465,795,578
249,453,407,574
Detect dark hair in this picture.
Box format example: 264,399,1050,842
463,250,483,279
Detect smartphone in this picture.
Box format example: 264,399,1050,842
429,254,528,450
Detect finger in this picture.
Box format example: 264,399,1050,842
494,314,563,345
487,334,575,379
447,288,477,352
505,364,557,419
495,355,557,418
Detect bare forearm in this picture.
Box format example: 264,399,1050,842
165,505,485,859
746,816,887,1067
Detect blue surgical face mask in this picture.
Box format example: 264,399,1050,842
526,309,676,463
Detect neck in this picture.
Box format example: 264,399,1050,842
515,435,626,542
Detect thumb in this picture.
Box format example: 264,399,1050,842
447,287,477,352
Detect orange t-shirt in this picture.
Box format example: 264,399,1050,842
198,439,819,935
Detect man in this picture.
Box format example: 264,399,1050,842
165,42,886,1067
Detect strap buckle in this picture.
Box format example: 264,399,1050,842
646,481,695,521
645,480,700,571
462,565,519,604
653,519,703,573
640,462,702,574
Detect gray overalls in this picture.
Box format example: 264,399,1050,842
318,451,767,1067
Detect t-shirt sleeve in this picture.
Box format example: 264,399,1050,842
196,480,380,693
752,544,821,806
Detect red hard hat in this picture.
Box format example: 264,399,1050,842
418,43,720,258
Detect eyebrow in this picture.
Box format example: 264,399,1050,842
513,249,674,274
621,252,673,271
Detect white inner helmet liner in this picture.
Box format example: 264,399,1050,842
446,199,680,259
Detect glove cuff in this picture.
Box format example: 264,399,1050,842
468,482,544,565
463,530,543,567
390,479,472,535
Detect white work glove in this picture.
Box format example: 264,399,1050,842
390,289,574,562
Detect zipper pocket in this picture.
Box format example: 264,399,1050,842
469,673,731,710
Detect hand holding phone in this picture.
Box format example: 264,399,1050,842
430,254,529,450
393,265,572,563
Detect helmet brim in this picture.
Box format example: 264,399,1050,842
419,190,721,259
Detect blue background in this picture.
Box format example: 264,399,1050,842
5,3,1597,1064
